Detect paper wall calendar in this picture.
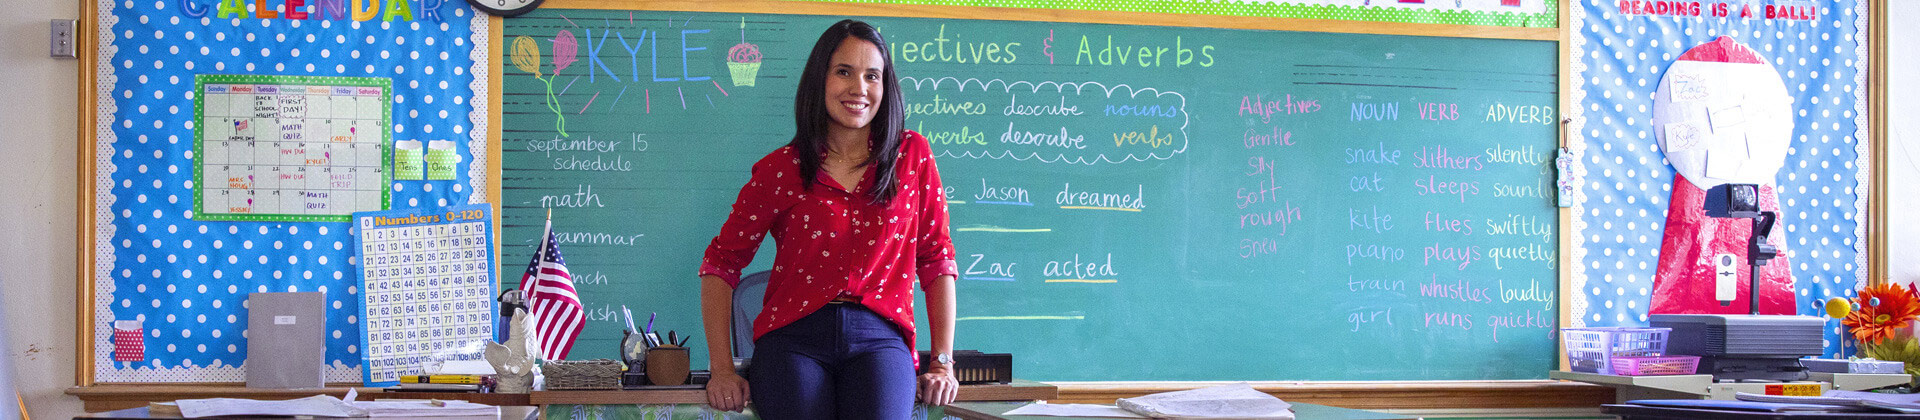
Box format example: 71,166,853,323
353,204,497,386
196,74,392,222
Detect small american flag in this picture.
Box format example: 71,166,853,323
521,218,585,360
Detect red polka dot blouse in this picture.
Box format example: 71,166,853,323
700,130,958,346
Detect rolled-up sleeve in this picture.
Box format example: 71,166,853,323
700,152,791,288
909,134,958,287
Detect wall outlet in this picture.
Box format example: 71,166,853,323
50,19,77,58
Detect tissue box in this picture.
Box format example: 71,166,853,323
1801,358,1906,374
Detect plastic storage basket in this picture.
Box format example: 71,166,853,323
1610,355,1700,376
1563,327,1671,374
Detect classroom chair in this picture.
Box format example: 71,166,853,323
730,271,772,376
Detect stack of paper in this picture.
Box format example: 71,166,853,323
1116,384,1294,420
1004,403,1148,418
1629,399,1839,413
352,400,499,417
166,392,499,418
1771,390,1920,413
1003,384,1293,419
175,395,365,418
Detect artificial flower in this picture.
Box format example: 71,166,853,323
1843,282,1920,344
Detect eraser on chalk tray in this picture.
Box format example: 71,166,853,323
1802,358,1905,374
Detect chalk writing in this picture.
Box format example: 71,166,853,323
899,77,1189,164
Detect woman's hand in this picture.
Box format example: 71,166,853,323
917,366,959,406
706,370,751,412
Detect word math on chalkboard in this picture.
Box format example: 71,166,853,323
353,204,496,385
194,75,392,222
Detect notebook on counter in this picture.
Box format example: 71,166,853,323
245,292,326,389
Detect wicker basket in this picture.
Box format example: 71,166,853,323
544,359,624,390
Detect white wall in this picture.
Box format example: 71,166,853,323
1891,2,1920,284
0,1,85,420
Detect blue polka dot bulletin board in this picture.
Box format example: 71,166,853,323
1571,0,1867,358
90,0,488,382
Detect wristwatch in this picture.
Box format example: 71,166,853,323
935,352,955,366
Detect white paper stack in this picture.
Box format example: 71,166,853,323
352,400,500,417
175,395,364,418
1115,384,1294,420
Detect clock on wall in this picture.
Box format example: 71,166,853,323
467,0,544,17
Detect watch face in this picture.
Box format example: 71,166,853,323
467,0,544,17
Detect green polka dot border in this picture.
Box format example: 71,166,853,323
190,74,395,224
789,0,1557,28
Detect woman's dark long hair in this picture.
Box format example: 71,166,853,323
789,19,905,205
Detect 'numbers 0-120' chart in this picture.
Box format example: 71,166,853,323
353,204,496,386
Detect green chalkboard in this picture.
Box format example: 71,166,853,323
500,9,1561,381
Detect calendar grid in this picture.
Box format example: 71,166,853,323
196,74,393,222
354,205,495,386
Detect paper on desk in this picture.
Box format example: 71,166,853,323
435,359,499,375
1003,403,1148,418
1116,384,1294,420
1826,390,1920,410
352,400,500,417
176,395,366,418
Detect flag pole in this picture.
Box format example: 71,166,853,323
538,208,552,259
528,208,554,360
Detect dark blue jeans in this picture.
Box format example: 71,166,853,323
750,302,916,420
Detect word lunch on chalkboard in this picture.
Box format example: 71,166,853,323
497,10,1561,381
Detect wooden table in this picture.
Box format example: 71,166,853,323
942,401,1414,420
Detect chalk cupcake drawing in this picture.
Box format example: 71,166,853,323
727,17,762,87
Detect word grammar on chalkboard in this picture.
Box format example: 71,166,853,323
499,10,1560,381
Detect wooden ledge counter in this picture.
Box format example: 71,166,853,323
528,380,1058,405
66,385,532,412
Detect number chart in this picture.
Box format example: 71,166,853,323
353,204,496,385
195,74,392,222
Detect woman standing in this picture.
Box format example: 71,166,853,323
696,20,960,419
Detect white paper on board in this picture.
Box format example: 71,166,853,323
1706,141,1748,180
1671,73,1712,102
1664,122,1707,152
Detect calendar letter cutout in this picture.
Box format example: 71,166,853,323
353,204,496,386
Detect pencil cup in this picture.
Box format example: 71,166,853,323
645,347,690,386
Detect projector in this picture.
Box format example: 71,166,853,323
1649,314,1825,381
